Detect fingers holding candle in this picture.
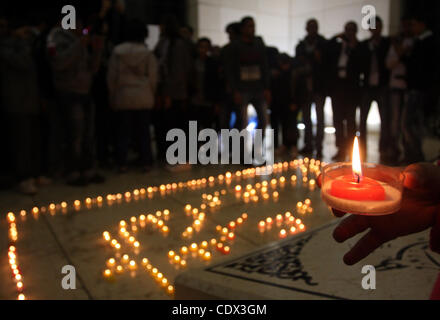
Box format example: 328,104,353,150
342,230,385,265
332,215,370,243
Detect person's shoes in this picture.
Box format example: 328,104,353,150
36,176,52,186
88,173,106,184
118,166,128,174
165,163,192,173
18,178,38,195
142,165,153,173
67,176,89,187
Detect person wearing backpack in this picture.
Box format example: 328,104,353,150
107,19,158,173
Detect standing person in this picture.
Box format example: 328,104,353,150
92,0,126,168
0,21,47,194
401,15,436,164
295,18,328,158
327,21,362,161
47,16,105,186
107,19,158,173
385,17,414,164
218,22,241,131
190,37,221,131
225,16,271,162
272,53,300,158
154,14,192,168
358,16,391,162
267,46,280,148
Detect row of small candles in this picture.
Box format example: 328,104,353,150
103,255,174,295
258,198,312,238
101,159,321,296
6,212,25,300
5,157,324,299
5,159,323,227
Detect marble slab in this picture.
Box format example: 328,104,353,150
175,221,440,300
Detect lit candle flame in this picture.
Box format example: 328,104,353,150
352,137,362,182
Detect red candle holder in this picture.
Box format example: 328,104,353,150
321,162,404,215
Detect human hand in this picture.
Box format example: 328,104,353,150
318,163,440,265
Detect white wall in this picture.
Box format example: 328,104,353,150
194,0,399,55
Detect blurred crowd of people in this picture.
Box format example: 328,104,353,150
0,1,438,194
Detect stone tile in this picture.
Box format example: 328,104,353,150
176,221,440,299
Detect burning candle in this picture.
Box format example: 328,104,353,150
330,138,385,201
321,137,403,215
279,229,287,238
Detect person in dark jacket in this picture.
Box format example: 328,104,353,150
0,21,46,194
327,21,362,161
400,15,437,164
358,16,391,162
154,14,193,169
295,19,328,158
47,16,105,186
190,37,221,131
224,16,271,140
218,22,241,131
272,53,301,158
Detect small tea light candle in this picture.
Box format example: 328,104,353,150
129,260,137,270
203,251,211,261
321,137,403,215
180,246,188,255
190,243,198,252
103,269,113,278
200,241,208,249
167,285,174,295
279,229,287,238
107,258,116,267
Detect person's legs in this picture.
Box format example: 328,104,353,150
65,98,85,178
81,97,97,174
314,94,326,155
282,105,299,150
376,88,391,159
331,89,344,153
270,106,281,149
301,100,313,152
115,110,132,169
134,109,153,168
389,90,404,162
8,114,40,193
359,89,373,157
402,91,425,162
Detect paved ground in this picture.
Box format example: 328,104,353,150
1,130,438,300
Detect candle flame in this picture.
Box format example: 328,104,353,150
352,137,362,179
